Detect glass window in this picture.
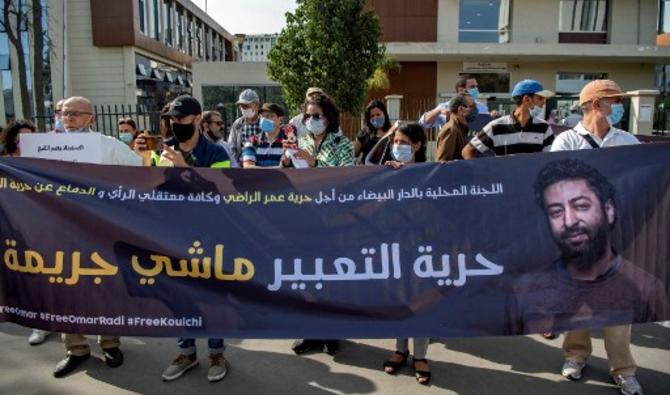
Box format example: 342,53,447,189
3,69,14,119
559,0,608,32
458,0,510,43
556,72,608,93
660,0,670,34
152,0,161,40
177,6,184,50
138,0,147,34
163,0,173,46
187,18,193,55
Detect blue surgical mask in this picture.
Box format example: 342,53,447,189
306,118,326,135
607,103,625,126
530,105,544,119
370,117,386,129
391,143,413,163
466,106,479,123
119,132,134,143
467,87,480,100
54,117,65,132
259,117,275,133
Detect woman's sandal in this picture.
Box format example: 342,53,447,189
383,350,409,374
413,358,432,385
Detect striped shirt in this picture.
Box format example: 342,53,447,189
299,132,355,167
470,113,554,156
242,126,293,167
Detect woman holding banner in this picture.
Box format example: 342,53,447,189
380,122,432,385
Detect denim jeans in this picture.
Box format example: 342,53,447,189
177,338,225,356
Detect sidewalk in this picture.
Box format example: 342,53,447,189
1,323,668,394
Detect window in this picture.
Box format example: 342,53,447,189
138,0,147,34
458,0,510,43
660,0,670,34
187,18,193,55
556,72,608,93
177,6,184,50
150,0,161,40
163,0,173,46
559,0,608,32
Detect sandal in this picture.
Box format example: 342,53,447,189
413,358,432,385
383,350,409,374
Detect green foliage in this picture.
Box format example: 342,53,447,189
267,0,384,115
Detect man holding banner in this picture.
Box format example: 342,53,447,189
54,96,142,378
547,80,653,395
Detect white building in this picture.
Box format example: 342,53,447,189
241,34,278,62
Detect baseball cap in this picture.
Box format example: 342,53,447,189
579,79,628,105
305,87,324,97
165,95,202,117
512,79,555,98
259,103,285,117
236,89,260,105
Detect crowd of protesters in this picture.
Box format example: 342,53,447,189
0,76,652,395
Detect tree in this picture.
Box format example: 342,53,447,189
267,0,384,115
1,0,32,119
32,0,46,130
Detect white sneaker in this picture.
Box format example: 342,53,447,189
28,329,50,345
561,359,585,380
613,375,643,395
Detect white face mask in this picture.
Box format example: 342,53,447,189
54,117,65,132
530,105,545,119
241,108,256,119
306,118,326,135
391,144,413,163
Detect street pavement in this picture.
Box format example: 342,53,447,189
0,322,669,394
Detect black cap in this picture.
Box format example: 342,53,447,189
166,95,202,117
259,103,285,117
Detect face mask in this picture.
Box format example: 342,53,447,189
54,117,65,132
391,143,413,163
171,122,196,143
466,108,478,123
467,87,480,100
607,103,625,126
530,105,544,119
370,117,386,129
306,118,326,135
119,132,133,143
241,108,256,119
259,117,275,133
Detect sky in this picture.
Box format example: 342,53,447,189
192,0,298,35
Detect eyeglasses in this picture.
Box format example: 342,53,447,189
54,110,62,115
305,113,323,120
62,111,92,118
210,121,224,126
239,104,252,110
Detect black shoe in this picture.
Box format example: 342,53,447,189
53,353,90,378
292,339,321,355
103,347,124,368
324,340,340,355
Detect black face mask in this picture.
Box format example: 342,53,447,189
172,122,196,143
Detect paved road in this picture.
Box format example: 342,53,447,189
1,322,669,394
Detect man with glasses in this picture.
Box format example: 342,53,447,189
435,93,478,162
51,98,67,133
420,75,489,129
200,110,238,167
549,80,643,395
54,96,142,378
227,89,261,161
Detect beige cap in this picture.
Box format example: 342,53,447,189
305,87,324,97
579,80,628,105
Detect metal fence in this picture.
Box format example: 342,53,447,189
35,104,162,137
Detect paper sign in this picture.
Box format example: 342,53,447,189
20,133,104,163
639,105,652,123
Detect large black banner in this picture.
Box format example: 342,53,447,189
1,144,669,338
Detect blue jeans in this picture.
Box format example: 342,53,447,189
177,338,225,356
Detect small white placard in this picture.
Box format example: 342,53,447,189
20,133,104,163
639,105,652,123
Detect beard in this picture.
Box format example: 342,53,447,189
206,129,222,141
555,218,610,272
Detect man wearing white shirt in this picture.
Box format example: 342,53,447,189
550,80,643,395
419,75,489,129
53,96,141,378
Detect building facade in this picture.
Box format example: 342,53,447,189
368,0,670,119
0,0,238,125
241,34,279,62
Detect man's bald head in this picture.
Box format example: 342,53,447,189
62,96,95,132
